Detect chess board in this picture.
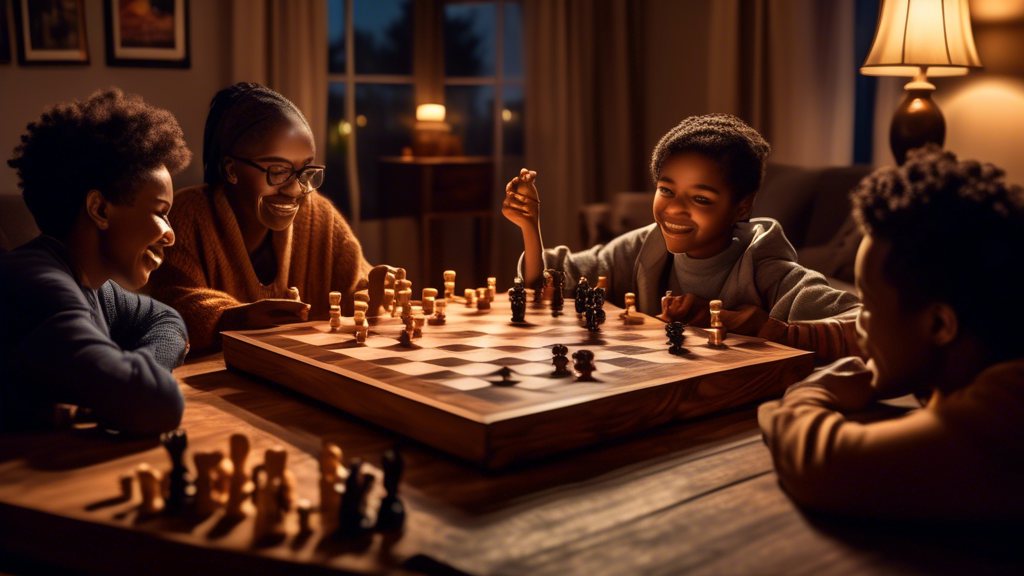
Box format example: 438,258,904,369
222,296,813,468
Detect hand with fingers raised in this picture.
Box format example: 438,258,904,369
502,168,540,231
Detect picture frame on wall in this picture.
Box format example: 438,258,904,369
104,0,189,68
12,0,90,65
0,0,11,64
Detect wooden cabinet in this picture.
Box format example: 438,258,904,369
379,156,494,289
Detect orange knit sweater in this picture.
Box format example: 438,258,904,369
147,185,371,351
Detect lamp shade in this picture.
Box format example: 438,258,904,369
861,0,982,77
416,104,446,122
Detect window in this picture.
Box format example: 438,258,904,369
324,0,523,224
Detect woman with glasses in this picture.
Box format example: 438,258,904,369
148,83,384,352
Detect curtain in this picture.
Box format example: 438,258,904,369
231,0,329,165
522,0,646,251
708,0,857,167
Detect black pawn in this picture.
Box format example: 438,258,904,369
376,448,406,532
161,428,195,514
593,287,606,326
549,270,565,317
666,322,688,355
574,277,590,316
551,344,571,377
337,460,373,537
572,349,597,381
509,278,527,323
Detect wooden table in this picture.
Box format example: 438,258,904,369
2,354,1023,575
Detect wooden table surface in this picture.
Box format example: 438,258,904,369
2,353,1024,575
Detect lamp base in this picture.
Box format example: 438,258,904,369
890,88,945,165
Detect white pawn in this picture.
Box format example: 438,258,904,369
319,441,348,530
429,298,447,325
620,292,644,325
464,288,476,308
421,288,438,315
443,270,456,300
353,301,369,344
137,463,165,516
487,277,497,301
476,288,490,310
225,433,254,519
329,291,343,332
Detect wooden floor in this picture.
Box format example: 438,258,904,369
2,353,1024,575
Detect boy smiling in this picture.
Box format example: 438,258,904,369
503,114,860,360
758,145,1024,517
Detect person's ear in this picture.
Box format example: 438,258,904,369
221,157,238,185
84,189,110,231
733,193,756,222
927,302,959,347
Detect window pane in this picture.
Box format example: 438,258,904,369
502,84,524,156
503,2,523,77
356,83,415,220
328,0,346,74
445,85,494,156
444,3,496,77
354,0,413,75
324,83,351,217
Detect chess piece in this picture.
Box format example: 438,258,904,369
391,270,407,317
161,428,195,514
571,349,596,381
476,288,490,310
551,344,571,377
707,299,727,346
297,499,314,534
225,433,254,519
509,277,527,322
547,270,565,317
337,460,374,537
422,288,438,315
329,291,343,332
494,366,516,386
443,270,456,300
319,441,348,530
413,315,425,338
398,285,413,320
596,276,609,289
398,315,415,346
353,300,369,344
665,322,688,355
428,298,447,325
487,277,497,301
464,288,476,308
193,450,233,516
620,292,644,325
119,472,134,502
253,447,296,542
376,448,406,532
136,463,165,516
286,286,301,301
593,287,607,326
382,288,395,316
574,276,590,316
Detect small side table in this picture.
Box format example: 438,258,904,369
379,156,494,289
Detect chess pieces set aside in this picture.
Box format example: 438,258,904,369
128,430,406,542
551,344,597,381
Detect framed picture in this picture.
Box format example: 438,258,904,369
1,0,11,64
104,0,188,68
12,0,90,65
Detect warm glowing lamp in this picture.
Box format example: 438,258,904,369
413,103,451,156
860,0,982,164
416,104,446,122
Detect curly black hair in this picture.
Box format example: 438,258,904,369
202,82,311,185
851,144,1024,359
8,88,191,240
650,113,771,202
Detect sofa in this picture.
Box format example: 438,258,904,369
579,163,876,294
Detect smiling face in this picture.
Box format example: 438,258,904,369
100,166,175,290
223,116,316,232
652,152,754,258
854,234,939,395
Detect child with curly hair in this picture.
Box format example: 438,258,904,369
1,88,192,435
503,114,861,360
759,144,1024,517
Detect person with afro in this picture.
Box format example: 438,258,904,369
1,88,192,435
759,144,1024,517
502,114,861,360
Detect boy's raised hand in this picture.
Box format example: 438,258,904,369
502,168,540,230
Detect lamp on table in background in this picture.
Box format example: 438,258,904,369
413,104,457,156
861,0,983,164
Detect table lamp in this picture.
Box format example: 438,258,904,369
413,104,450,156
860,0,982,164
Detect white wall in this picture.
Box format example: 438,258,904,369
0,0,233,195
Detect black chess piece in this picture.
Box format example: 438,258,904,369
494,366,517,386
551,344,571,377
376,448,406,532
509,277,527,323
574,276,590,316
665,322,688,355
549,270,565,317
593,287,607,326
571,349,597,381
337,460,373,537
161,428,196,514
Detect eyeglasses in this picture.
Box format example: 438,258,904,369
227,155,325,191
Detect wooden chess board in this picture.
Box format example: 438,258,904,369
222,296,813,469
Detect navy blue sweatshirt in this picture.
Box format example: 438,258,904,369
0,235,187,435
